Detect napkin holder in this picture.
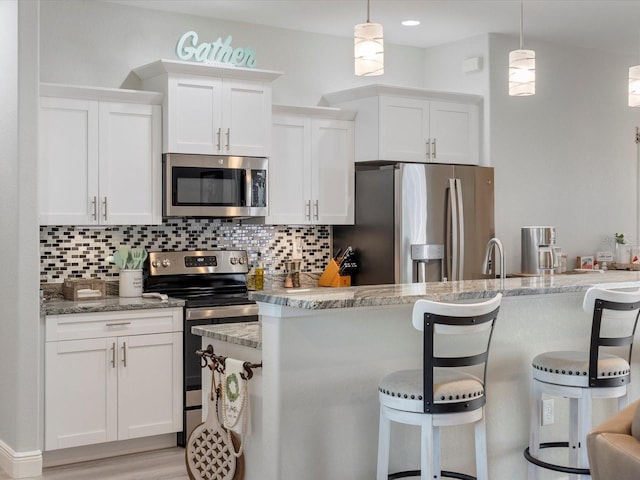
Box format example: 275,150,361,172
318,259,351,287
63,278,106,300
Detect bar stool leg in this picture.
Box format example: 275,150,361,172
474,407,488,480
529,379,542,459
377,406,391,480
433,423,441,478
420,415,436,480
577,392,591,479
568,397,580,469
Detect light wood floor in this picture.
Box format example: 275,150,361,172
0,448,189,480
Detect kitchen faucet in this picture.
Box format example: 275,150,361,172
482,237,506,287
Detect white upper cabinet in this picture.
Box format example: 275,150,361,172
323,85,481,165
268,106,355,225
39,84,162,226
134,59,282,156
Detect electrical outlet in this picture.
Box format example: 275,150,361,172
542,398,554,426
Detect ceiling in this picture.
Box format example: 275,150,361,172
106,0,640,56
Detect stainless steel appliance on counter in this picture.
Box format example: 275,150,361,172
333,162,495,285
143,249,259,446
521,226,558,274
163,153,268,218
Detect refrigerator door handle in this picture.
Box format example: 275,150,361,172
448,178,458,281
455,178,465,280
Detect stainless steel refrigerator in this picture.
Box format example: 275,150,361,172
333,162,495,285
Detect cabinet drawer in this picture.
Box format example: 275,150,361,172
46,308,183,342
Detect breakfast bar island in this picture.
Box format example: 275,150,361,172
193,271,640,480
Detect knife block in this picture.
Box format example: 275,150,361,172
318,259,351,287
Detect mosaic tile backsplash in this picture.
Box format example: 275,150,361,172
40,219,331,284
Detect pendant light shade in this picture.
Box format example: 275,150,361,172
509,49,536,96
629,66,640,107
509,1,535,96
354,0,383,76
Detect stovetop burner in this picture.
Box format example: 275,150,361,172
144,249,253,308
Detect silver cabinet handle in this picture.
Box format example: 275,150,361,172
313,200,319,221
225,128,230,150
102,197,108,221
305,200,311,221
216,128,221,151
122,341,127,368
91,196,98,220
454,178,464,280
426,139,431,161
111,342,116,368
432,138,437,159
106,322,131,327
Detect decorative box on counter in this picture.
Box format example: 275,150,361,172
62,278,106,300
318,259,351,287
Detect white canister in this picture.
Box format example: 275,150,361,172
119,269,143,297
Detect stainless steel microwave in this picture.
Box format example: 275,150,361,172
163,154,268,217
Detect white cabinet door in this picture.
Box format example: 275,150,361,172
44,337,118,450
429,101,479,165
98,102,162,224
167,75,223,154
267,115,311,224
39,97,99,225
39,88,162,226
166,76,270,156
379,96,429,162
312,119,354,225
223,79,272,156
268,112,354,225
117,332,182,440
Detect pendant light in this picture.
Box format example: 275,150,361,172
629,30,640,106
354,0,384,76
509,1,535,96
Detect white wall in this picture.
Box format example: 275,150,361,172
489,33,640,273
0,0,41,474
423,32,640,273
40,0,426,105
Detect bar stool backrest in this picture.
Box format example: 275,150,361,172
412,294,502,414
582,287,640,388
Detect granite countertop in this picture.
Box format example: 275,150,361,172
42,296,185,315
249,270,640,310
192,322,261,350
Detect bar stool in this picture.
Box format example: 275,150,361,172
524,286,640,476
377,293,502,480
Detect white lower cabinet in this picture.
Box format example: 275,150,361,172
44,308,183,451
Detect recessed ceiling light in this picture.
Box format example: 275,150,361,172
401,20,420,27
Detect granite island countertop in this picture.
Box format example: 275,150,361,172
249,270,640,310
192,322,261,349
42,295,185,315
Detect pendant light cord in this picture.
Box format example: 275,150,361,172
366,0,371,23
519,0,524,50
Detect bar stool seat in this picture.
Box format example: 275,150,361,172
524,286,640,477
377,294,502,480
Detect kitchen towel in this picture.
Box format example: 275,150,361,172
223,358,251,438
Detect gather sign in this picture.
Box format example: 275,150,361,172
176,31,257,68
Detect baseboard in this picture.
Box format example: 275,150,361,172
0,439,43,479
43,433,177,467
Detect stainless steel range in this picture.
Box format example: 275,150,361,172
144,249,259,446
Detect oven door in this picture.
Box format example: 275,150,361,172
164,153,267,217
179,303,259,446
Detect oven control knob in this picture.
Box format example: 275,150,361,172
151,259,160,268
161,258,171,268
238,257,246,265
230,257,238,265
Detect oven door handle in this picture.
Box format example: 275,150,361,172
185,304,260,321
